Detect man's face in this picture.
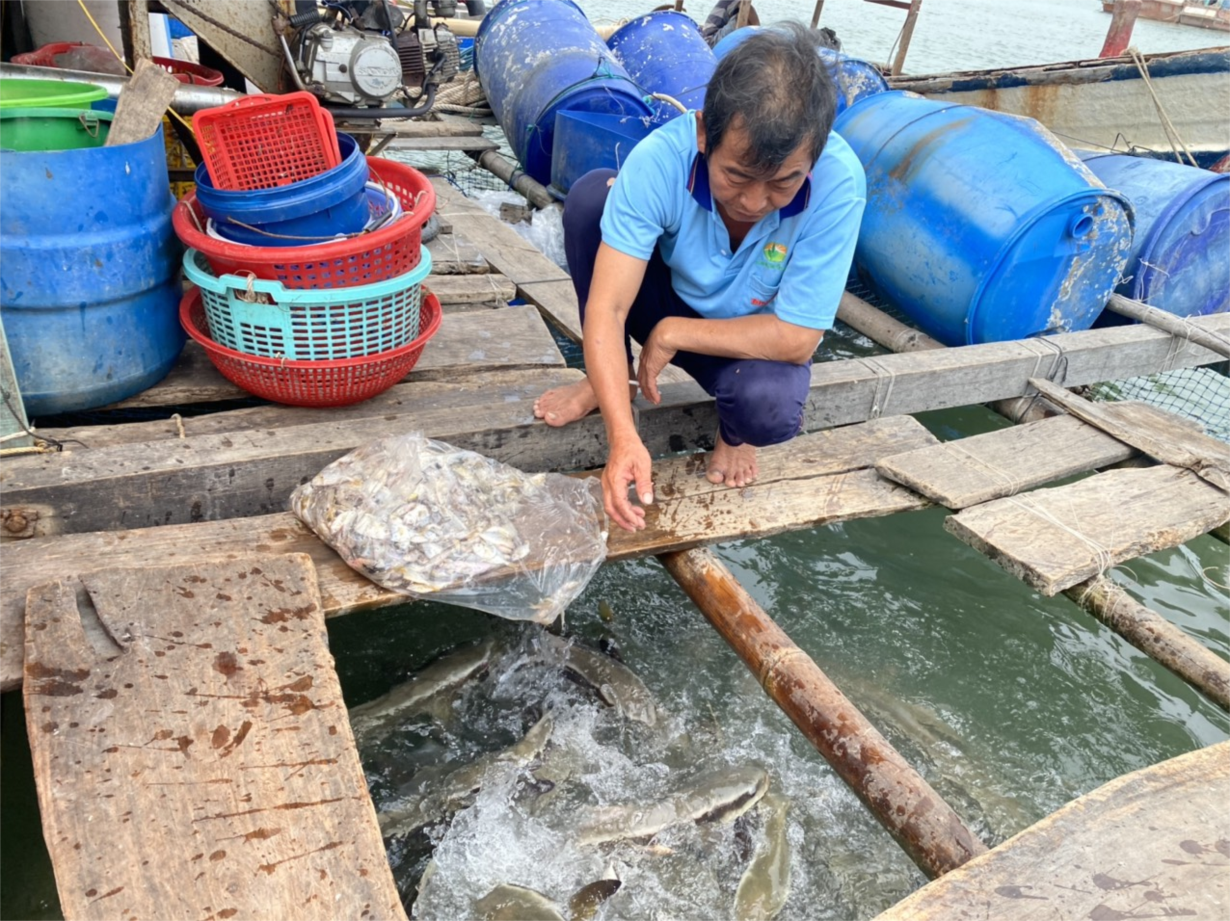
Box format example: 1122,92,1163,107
699,114,813,226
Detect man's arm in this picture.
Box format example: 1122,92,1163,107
584,243,655,532
637,313,822,404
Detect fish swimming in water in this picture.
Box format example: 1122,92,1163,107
538,632,658,727
734,794,791,921
474,877,622,921
379,712,554,839
575,764,770,846
348,637,498,744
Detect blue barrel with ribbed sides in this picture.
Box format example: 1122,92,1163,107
608,10,716,123
1077,151,1228,318
819,48,888,116
0,119,183,416
475,0,653,186
835,91,1134,346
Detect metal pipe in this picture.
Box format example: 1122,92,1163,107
1100,0,1142,59
0,63,243,112
659,547,989,879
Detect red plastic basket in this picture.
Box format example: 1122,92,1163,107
173,157,436,289
193,92,342,190
182,287,442,407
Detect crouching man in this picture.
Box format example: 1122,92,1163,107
534,23,866,532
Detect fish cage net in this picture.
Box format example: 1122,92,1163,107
1088,364,1230,444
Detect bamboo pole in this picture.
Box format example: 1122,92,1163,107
1063,577,1230,711
835,291,1230,708
811,0,827,28
890,0,923,77
1106,294,1230,359
659,547,989,879
467,149,559,211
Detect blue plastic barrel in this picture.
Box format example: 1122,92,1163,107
551,110,654,195
475,0,652,185
835,91,1134,345
607,10,716,123
1077,151,1228,318
0,113,183,416
711,28,886,116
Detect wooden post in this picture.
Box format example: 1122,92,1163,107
736,0,754,29
120,0,152,70
1063,577,1230,711
890,0,923,77
659,547,989,879
836,291,1230,709
811,0,827,28
1100,0,1142,59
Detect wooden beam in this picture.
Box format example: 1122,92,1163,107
945,465,1230,596
660,546,988,878
24,556,406,921
0,417,937,691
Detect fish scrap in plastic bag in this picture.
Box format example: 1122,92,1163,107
290,432,608,624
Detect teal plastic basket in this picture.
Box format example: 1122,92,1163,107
183,246,431,360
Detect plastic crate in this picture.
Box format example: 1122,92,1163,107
181,287,442,408
172,156,436,288
193,92,342,190
184,246,432,361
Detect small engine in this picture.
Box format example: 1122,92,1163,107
285,1,461,108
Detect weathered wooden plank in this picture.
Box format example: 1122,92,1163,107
944,465,1230,596
1029,377,1230,492
874,742,1230,921
24,555,405,921
876,414,1137,509
105,59,179,148
98,304,563,409
384,135,498,152
1,418,936,691
426,232,491,275
430,273,516,305
40,370,581,450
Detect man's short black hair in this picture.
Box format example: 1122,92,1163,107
703,22,838,174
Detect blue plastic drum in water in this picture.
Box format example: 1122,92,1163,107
608,10,716,123
1077,151,1228,318
835,91,1135,346
0,112,183,416
475,0,652,186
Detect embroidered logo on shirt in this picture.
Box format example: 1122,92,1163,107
758,242,788,269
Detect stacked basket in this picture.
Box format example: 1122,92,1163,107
174,92,440,407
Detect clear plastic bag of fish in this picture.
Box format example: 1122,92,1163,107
290,432,607,624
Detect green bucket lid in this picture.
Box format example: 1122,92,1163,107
0,107,112,152
0,78,108,109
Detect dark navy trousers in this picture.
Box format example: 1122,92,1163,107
563,168,811,449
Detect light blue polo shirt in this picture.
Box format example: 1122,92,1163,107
600,112,866,331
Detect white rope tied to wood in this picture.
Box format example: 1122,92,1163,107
863,356,898,419
947,440,1028,498
1004,495,1115,580
1128,47,1198,168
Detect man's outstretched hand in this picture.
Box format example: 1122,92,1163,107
602,434,654,532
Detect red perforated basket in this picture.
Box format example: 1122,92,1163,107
182,287,442,407
173,157,436,289
193,92,341,190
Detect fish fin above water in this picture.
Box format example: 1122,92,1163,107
567,878,622,921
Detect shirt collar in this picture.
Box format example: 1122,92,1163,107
686,151,812,219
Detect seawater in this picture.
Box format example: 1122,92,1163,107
2,2,1227,919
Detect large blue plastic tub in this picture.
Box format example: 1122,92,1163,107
195,132,369,246
551,110,654,195
1077,151,1228,319
475,0,652,186
0,117,183,416
835,91,1135,345
608,10,715,123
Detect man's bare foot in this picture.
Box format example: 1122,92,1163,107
706,432,758,487
533,378,637,427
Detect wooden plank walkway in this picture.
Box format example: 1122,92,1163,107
24,554,405,921
0,416,937,692
875,741,1230,921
